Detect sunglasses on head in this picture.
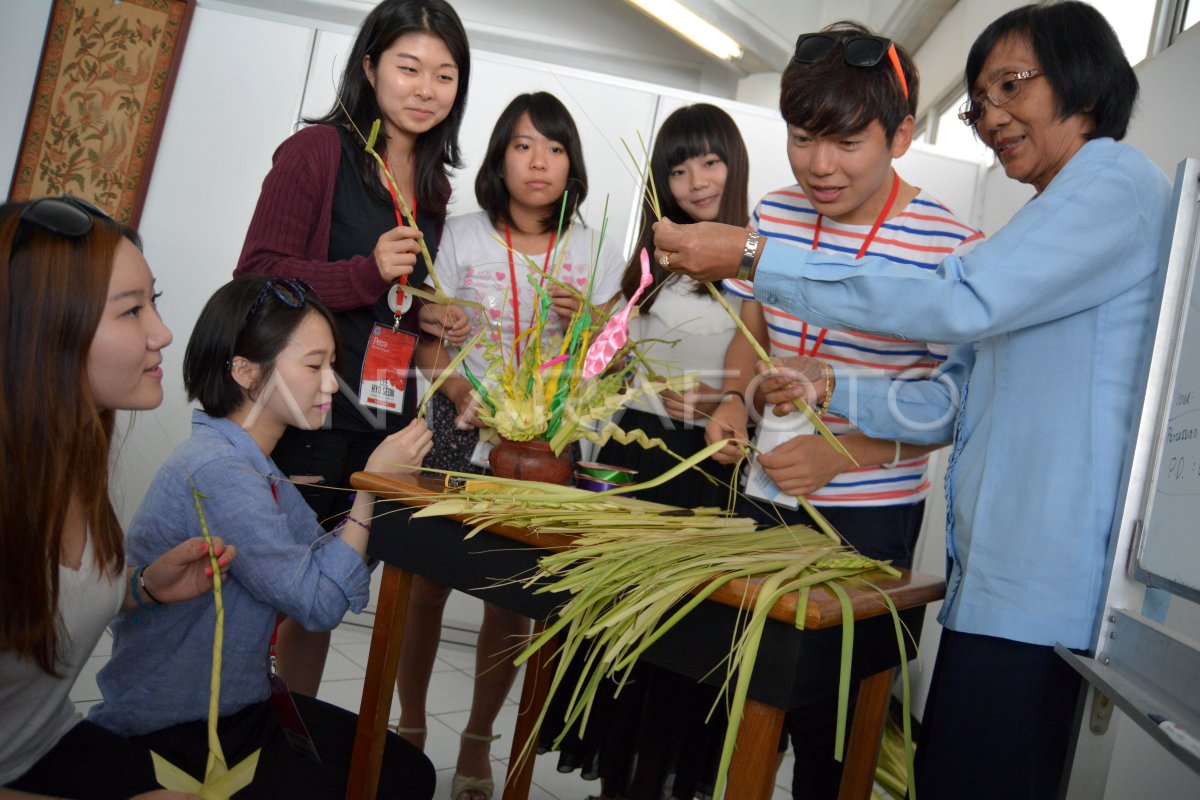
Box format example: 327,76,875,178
792,33,910,100
239,277,314,337
9,195,111,261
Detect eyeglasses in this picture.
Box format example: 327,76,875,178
239,278,313,337
792,33,910,100
957,69,1045,126
9,195,111,261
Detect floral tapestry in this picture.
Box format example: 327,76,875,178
8,0,193,226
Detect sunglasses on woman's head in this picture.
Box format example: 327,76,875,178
9,195,111,260
239,277,315,336
792,33,910,100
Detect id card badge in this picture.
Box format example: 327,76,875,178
268,671,321,761
743,411,816,510
359,324,417,413
470,438,494,468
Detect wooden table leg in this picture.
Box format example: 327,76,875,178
347,565,414,800
726,697,786,799
837,668,893,800
503,623,555,800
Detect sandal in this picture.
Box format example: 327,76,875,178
451,732,501,800
392,724,427,749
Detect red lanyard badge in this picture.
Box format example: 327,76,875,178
503,225,556,368
380,154,417,327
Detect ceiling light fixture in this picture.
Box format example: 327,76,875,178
627,0,744,60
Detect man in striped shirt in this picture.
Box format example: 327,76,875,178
705,22,983,799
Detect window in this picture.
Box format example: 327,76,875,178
1183,0,1200,32
931,94,992,163
1088,0,1156,65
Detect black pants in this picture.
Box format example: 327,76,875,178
5,720,161,799
7,694,435,799
746,500,925,800
914,628,1084,800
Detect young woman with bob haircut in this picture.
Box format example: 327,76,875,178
234,0,470,696
407,91,624,800
0,196,234,799
89,275,434,799
656,3,1168,796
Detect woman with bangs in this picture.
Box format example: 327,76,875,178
536,104,752,800
405,91,624,800
596,103,751,511
700,22,982,798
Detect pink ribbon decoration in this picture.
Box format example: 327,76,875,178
540,353,570,373
580,248,653,380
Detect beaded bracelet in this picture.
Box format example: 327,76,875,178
334,511,371,535
815,360,834,418
344,514,371,533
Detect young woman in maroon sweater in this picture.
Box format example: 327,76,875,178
234,0,470,698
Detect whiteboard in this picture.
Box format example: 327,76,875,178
1135,157,1200,600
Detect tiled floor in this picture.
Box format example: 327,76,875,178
72,619,794,799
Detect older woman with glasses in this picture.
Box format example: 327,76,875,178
655,3,1170,797
1,196,236,799
88,276,435,798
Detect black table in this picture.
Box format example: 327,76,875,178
345,472,943,800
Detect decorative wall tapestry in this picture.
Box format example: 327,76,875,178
8,0,194,226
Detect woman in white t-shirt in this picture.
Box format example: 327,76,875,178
540,103,751,800
597,103,750,511
408,92,622,800
0,197,234,799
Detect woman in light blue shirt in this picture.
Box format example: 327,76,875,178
654,3,1171,798
91,277,435,799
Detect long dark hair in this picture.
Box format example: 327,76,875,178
307,0,471,218
474,92,588,233
0,201,139,676
623,104,749,312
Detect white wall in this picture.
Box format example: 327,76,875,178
911,0,1027,111
0,0,54,195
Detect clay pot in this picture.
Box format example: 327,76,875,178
489,437,575,485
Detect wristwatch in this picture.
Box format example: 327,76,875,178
737,230,760,281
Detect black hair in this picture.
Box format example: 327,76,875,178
964,1,1136,141
779,20,919,142
623,104,750,311
306,0,471,219
184,277,340,418
474,92,587,233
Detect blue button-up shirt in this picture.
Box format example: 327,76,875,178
754,138,1170,649
90,411,371,736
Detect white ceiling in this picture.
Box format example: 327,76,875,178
224,0,960,95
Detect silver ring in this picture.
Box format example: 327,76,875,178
658,253,671,268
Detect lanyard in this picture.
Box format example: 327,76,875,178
380,154,416,324
803,170,901,358
503,225,556,367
